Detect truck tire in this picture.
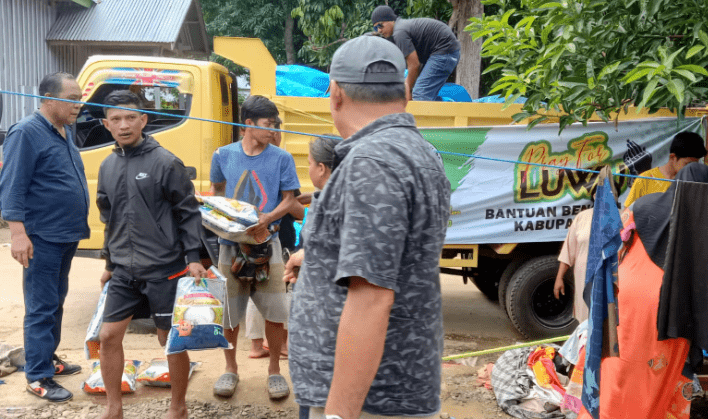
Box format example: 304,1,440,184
505,255,577,339
497,257,529,316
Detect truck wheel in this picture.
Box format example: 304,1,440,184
505,255,577,339
497,257,529,316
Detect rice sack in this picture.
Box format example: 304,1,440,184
199,197,272,244
201,196,259,225
136,359,200,387
165,267,231,355
200,205,255,243
83,360,140,394
84,282,109,359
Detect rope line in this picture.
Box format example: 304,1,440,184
0,89,681,183
442,334,570,361
436,150,676,183
0,89,337,139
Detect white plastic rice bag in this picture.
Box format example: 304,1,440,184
200,196,259,226
199,205,272,244
136,358,200,387
83,360,140,394
165,266,232,355
84,282,109,359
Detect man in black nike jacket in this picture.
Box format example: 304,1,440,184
95,90,206,419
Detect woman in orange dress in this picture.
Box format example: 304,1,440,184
577,163,708,419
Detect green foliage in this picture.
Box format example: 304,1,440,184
467,0,708,131
201,0,305,65
406,0,452,20
292,0,437,67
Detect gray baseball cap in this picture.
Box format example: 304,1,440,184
330,35,405,84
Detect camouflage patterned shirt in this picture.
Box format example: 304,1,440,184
289,113,451,416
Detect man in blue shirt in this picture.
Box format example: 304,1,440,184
0,72,90,402
210,95,300,400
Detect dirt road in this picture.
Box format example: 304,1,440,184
0,228,521,418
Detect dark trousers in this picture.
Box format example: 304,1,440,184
22,235,78,382
299,405,310,419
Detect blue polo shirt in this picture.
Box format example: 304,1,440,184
0,112,90,243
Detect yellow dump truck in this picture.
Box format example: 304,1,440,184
72,36,707,338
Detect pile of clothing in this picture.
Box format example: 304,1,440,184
491,322,588,419
0,342,25,377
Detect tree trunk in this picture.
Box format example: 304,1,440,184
285,13,295,64
449,0,483,99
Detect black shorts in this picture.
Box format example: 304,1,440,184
103,267,185,330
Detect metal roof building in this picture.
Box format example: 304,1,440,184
46,0,209,55
0,0,209,139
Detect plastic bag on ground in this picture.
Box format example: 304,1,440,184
85,282,109,359
82,360,140,394
164,266,231,355
136,358,200,387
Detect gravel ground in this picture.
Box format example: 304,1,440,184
0,399,299,419
0,331,706,419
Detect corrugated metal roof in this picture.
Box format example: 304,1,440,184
47,0,193,44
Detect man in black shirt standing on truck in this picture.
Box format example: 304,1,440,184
372,5,461,101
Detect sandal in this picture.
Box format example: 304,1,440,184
213,372,239,397
267,374,290,399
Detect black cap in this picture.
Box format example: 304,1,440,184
371,5,397,23
670,131,707,159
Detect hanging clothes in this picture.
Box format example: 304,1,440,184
655,163,708,366
581,172,623,419
577,192,696,419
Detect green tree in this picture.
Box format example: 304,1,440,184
292,0,409,67
201,0,305,65
293,0,486,98
467,0,708,131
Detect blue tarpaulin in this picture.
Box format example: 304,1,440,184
275,65,501,103
276,65,329,97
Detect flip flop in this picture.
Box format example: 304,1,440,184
248,350,270,359
267,374,290,399
213,372,239,397
263,344,288,359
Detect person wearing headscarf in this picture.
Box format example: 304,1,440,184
577,162,708,419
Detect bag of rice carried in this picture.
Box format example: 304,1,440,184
165,266,232,355
199,196,272,244
136,358,200,387
84,282,109,359
83,360,140,394
200,206,252,243
201,196,259,226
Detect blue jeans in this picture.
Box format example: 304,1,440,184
412,49,460,101
299,405,310,419
22,235,78,382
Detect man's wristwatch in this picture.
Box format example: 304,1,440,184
325,415,343,419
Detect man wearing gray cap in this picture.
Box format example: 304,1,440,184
287,35,451,419
371,5,460,101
